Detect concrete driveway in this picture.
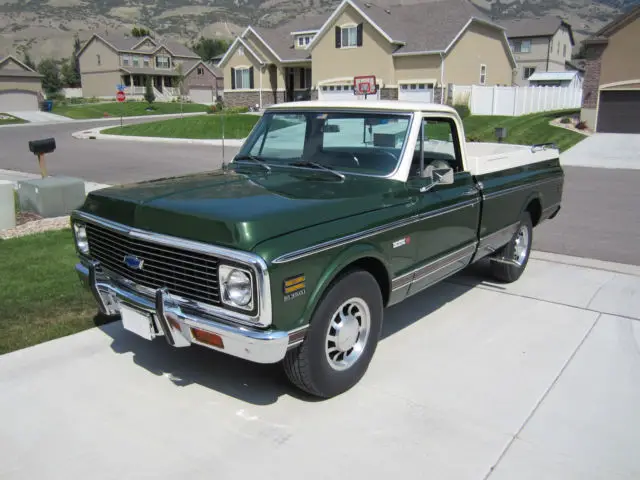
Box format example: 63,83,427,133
6,111,71,124
1,252,639,479
561,133,640,170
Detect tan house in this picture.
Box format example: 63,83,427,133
219,0,517,108
77,33,223,103
0,55,43,111
501,16,575,86
580,4,640,133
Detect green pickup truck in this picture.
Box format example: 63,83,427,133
71,100,564,398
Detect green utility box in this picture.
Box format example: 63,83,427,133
17,177,85,218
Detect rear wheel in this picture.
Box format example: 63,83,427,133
490,211,533,283
283,269,383,398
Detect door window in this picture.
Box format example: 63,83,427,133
411,117,463,178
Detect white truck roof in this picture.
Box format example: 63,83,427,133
266,100,458,115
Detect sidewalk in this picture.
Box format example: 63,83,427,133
72,125,246,146
0,251,638,479
0,111,208,129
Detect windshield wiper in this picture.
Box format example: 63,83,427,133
234,154,271,172
289,161,345,180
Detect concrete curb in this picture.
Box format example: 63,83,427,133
72,125,246,147
531,250,640,277
0,111,208,129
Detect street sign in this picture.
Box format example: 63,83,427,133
116,84,126,91
116,90,126,103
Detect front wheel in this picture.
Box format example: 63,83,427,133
490,211,533,283
283,269,383,398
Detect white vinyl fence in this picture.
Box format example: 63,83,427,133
452,85,583,116
61,88,83,98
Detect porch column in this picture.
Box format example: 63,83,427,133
130,75,133,92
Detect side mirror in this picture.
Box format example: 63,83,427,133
430,167,454,185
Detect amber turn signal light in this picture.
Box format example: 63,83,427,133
191,328,224,349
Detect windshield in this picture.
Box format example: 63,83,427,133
235,110,413,176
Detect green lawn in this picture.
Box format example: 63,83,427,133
0,230,113,355
462,109,584,152
103,114,260,139
0,114,26,125
101,108,584,151
52,101,209,119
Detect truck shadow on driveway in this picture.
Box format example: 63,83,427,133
96,264,494,405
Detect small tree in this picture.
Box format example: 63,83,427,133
38,58,63,96
61,57,80,87
22,51,36,70
131,26,151,38
144,76,155,106
174,63,186,117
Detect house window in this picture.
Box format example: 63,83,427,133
156,55,171,69
296,35,313,47
197,66,204,75
479,64,487,85
341,26,358,47
132,56,140,68
234,67,251,89
299,68,312,89
122,55,130,66
96,54,101,65
523,67,536,79
143,56,150,67
512,39,531,53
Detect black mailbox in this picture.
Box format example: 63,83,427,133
28,138,56,156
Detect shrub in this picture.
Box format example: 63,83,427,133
453,103,470,119
576,121,588,130
226,106,249,114
144,76,155,105
206,104,217,114
560,117,572,124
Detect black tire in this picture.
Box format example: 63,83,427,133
283,269,383,398
490,211,533,283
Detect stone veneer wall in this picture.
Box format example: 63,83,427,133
379,88,398,100
223,90,285,108
582,43,607,109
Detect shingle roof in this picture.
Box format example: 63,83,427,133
282,13,331,33
500,16,564,38
120,66,181,76
253,27,312,61
90,34,199,58
0,69,43,78
352,0,494,53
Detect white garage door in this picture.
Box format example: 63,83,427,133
398,83,434,103
189,87,214,105
0,90,38,111
319,84,380,101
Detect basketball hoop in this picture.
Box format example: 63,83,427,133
354,75,377,98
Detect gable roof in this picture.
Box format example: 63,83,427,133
0,55,43,77
180,58,223,78
217,36,267,67
219,0,514,65
593,3,640,38
501,16,575,45
78,33,200,59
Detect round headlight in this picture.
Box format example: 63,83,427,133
224,269,252,307
73,223,89,255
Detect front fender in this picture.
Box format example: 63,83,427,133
301,242,391,325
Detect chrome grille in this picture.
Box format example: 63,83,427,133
85,223,220,306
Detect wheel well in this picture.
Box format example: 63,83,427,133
526,198,542,226
340,257,391,307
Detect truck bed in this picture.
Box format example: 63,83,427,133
465,142,560,176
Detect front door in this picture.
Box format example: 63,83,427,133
403,115,481,297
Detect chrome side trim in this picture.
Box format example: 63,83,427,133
482,175,563,200
272,199,479,264
411,250,473,286
475,222,519,259
391,242,477,291
72,210,273,328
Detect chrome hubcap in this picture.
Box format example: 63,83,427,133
513,225,530,266
325,298,371,371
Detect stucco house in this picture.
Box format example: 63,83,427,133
0,55,44,111
501,16,575,86
580,4,640,133
77,33,223,104
218,0,517,108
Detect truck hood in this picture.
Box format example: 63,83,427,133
81,168,408,251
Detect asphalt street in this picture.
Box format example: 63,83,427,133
1,120,638,265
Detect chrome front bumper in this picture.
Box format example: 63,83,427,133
76,261,295,364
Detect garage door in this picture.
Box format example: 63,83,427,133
398,83,434,103
0,90,38,111
319,84,380,101
189,87,215,105
597,90,640,133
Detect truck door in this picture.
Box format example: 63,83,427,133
402,115,481,297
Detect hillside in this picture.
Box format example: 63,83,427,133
0,0,635,62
